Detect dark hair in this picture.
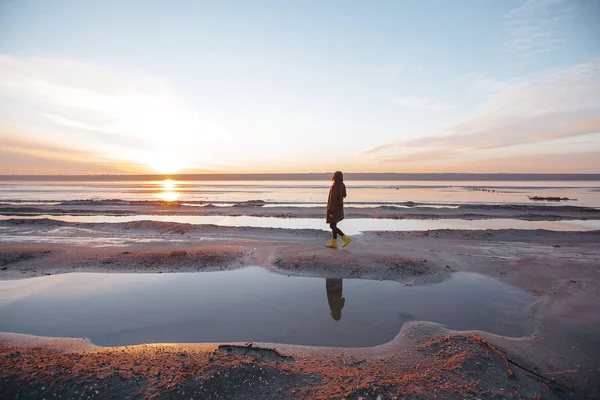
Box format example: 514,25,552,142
332,171,343,184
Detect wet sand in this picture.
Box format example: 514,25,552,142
1,220,599,398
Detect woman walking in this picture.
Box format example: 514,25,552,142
326,171,351,249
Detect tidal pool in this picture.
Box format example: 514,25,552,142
0,268,535,347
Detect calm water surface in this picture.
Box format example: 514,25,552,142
1,215,598,237
0,267,536,347
1,180,599,207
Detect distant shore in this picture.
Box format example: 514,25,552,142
1,172,600,181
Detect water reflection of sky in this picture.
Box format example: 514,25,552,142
0,268,536,347
1,215,598,235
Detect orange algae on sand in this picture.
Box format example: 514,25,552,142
1,335,556,399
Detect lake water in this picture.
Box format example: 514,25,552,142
1,215,599,241
0,267,536,347
1,179,598,234
1,179,600,207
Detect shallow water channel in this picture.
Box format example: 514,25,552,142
0,267,536,347
2,214,599,233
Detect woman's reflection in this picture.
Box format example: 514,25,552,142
326,278,345,321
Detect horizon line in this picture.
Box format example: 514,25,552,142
1,172,599,181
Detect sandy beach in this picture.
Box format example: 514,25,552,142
1,218,599,399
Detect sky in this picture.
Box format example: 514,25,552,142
0,0,599,175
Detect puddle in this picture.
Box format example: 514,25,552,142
0,268,536,347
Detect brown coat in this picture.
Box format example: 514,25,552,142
326,183,346,224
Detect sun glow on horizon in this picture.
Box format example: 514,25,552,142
0,55,233,176
144,153,186,174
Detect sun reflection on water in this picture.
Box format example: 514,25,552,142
159,179,180,202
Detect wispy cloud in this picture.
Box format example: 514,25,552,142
392,97,452,111
0,135,133,174
371,149,462,164
365,60,600,171
363,143,394,155
0,55,231,173
367,147,600,173
503,0,575,55
455,150,600,173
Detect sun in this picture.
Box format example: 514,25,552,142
146,152,184,174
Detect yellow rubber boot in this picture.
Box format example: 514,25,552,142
325,238,338,249
342,235,352,248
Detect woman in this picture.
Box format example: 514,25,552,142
326,171,351,249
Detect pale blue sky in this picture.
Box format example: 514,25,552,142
0,0,599,174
